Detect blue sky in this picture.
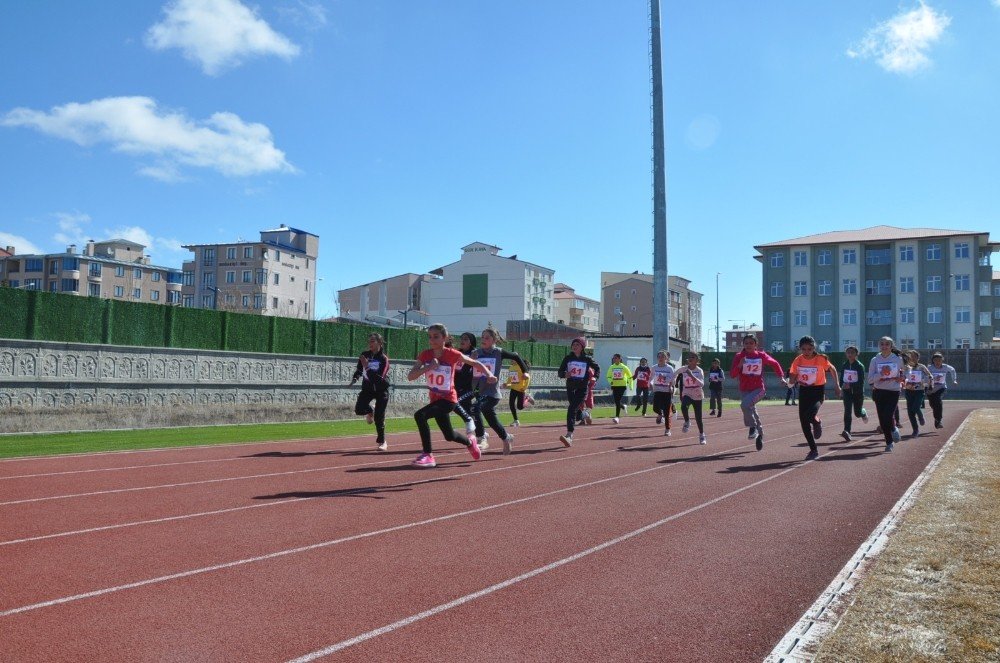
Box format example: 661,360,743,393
2,1,998,346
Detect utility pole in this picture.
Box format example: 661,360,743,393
650,0,669,356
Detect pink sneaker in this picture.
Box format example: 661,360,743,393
412,453,436,468
467,437,482,460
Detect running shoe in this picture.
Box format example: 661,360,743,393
861,409,869,424
699,433,707,445
840,431,852,442
812,419,823,440
682,421,690,433
910,427,919,439
716,411,722,418
365,413,374,425
479,432,490,451
935,420,943,429
524,394,535,407
559,433,573,447
467,437,482,460
709,410,716,416
376,441,388,451
876,426,882,434
656,414,663,424
748,427,757,440
465,420,476,435
612,417,620,424
891,428,901,442
503,434,513,456
510,420,520,428
665,428,671,437
755,431,764,451
412,453,436,468
583,410,592,425
805,450,820,461
884,442,894,452
917,411,925,425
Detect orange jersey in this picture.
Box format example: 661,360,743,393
790,354,831,387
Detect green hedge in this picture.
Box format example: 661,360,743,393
272,317,313,355
108,299,169,347
32,290,105,344
226,311,272,354
385,327,421,361
169,307,225,350
0,287,31,339
315,320,351,356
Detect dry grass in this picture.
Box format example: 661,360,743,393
814,409,1000,662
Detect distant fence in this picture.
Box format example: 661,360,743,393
0,288,570,366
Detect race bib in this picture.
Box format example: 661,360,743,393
653,367,673,386
742,358,762,376
906,369,923,384
877,362,899,379
843,369,858,384
683,373,700,388
612,368,624,380
797,366,818,385
567,360,588,379
474,357,497,378
709,372,722,382
367,360,380,372
426,364,453,393
933,373,946,385
509,373,520,384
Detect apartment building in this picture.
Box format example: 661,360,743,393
599,272,703,346
724,324,765,352
552,283,601,333
181,225,319,320
755,226,1000,351
0,239,182,304
337,273,432,327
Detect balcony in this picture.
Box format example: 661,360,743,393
165,282,182,292
63,269,81,279
88,272,102,282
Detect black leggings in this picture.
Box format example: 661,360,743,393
927,389,946,423
680,396,703,433
633,386,649,414
842,387,864,433
709,386,722,412
798,385,825,452
872,389,901,444
904,389,924,430
566,386,587,433
473,396,508,440
652,391,673,427
612,386,627,417
414,400,471,454
453,393,474,424
509,391,525,421
355,388,389,442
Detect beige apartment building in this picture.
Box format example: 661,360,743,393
553,283,601,333
0,239,182,304
337,272,432,326
600,271,703,345
181,225,319,319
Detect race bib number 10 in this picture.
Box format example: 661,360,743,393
426,365,453,393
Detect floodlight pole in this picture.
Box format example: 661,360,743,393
650,0,669,357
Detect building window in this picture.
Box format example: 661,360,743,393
89,263,102,277
133,288,142,300
116,266,125,277
202,248,215,266
866,279,891,295
927,338,943,349
770,252,784,268
794,251,808,266
954,242,969,258
614,290,621,299
818,310,832,326
254,293,263,309
817,280,832,296
927,307,943,324
843,309,857,325
87,283,100,297
899,277,914,294
793,310,807,326
995,308,1000,319
794,281,807,296
48,261,58,275
926,244,941,260
273,273,280,285
225,271,235,283
167,291,180,304
926,275,942,292
899,307,915,324
114,285,124,297
981,282,992,296
817,249,832,266
256,268,267,285
152,272,161,282
182,271,194,286
955,306,971,323
183,295,194,307
865,340,878,351
227,247,236,259
865,309,891,325
770,282,784,297
954,274,970,291
150,290,160,301
899,245,914,261
770,311,784,326
202,295,213,308
955,338,971,349
261,248,268,260
842,279,857,295
980,312,992,326
202,272,215,286
865,248,890,265
242,270,252,283
273,296,279,309
995,285,1000,297
60,278,79,292
462,273,488,308
900,338,916,350
842,249,856,264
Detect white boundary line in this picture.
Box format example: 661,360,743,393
763,413,973,662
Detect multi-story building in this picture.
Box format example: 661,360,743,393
724,324,765,352
599,272,703,345
0,246,13,259
552,283,601,333
0,239,182,304
422,242,555,333
181,225,319,319
337,272,432,327
755,226,999,351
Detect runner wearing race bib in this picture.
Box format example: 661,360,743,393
730,334,785,451
350,332,392,451
927,352,958,429
470,328,528,456
839,346,868,441
605,354,633,423
707,358,725,418
557,337,601,447
788,336,841,460
504,359,535,429
867,336,906,452
650,350,677,435
632,358,652,416
676,353,707,444
901,350,931,439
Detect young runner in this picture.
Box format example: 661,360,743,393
650,350,676,436
902,350,931,438
505,358,534,428
453,333,479,440
676,352,707,444
839,345,868,441
632,358,652,416
557,337,600,447
471,327,527,455
407,324,491,468
786,336,841,460
707,358,724,417
576,366,597,425
350,332,391,451
867,336,906,452
730,334,784,451
927,352,958,428
606,354,633,423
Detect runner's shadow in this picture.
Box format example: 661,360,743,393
346,462,475,474
817,451,884,461
617,443,701,452
718,459,801,473
594,434,662,441
253,477,459,500
658,450,748,465
244,450,340,458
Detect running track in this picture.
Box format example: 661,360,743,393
0,401,983,662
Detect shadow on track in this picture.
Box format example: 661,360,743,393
253,476,459,500
617,443,701,453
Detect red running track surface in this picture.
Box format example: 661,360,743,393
0,401,984,662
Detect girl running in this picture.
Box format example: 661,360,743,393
407,324,492,468
707,358,724,417
730,334,784,451
350,332,391,451
786,335,841,460
650,350,676,436
676,352,707,444
557,337,600,447
606,354,633,423
471,327,527,455
452,334,479,440
576,366,597,425
867,336,906,452
633,358,652,416
839,345,868,442
505,358,534,428
927,352,958,429
902,350,931,438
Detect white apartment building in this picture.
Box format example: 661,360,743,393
553,283,601,333
422,242,555,333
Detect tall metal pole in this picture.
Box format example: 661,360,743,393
716,272,720,351
650,0,669,357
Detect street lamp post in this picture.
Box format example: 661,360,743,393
716,272,721,352
206,285,219,310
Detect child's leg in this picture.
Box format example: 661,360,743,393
414,402,436,454
692,399,704,433
432,401,470,447
373,391,389,442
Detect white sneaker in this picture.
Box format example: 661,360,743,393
510,420,520,428
479,432,490,452
699,434,707,445
503,434,514,455
376,441,387,451
583,410,592,424
465,420,476,435
665,428,671,437
682,422,690,433
559,433,573,447
612,417,619,424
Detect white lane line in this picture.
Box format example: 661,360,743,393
0,413,804,507
764,415,973,662
0,429,801,547
1,432,818,617
284,441,858,662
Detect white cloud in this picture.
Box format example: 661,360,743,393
53,211,92,247
146,0,300,75
1,96,295,179
847,2,950,74
0,232,43,255
276,1,328,30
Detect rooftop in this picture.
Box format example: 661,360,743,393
754,225,985,249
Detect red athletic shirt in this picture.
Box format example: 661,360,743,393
418,347,464,403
